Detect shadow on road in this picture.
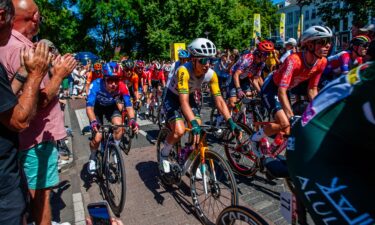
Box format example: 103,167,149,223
236,174,281,200
135,161,199,220
51,180,70,222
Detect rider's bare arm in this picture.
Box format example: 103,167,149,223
307,87,318,101
278,87,293,119
86,106,97,122
233,69,242,89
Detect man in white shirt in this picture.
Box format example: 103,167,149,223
280,38,297,63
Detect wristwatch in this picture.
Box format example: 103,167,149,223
15,72,27,84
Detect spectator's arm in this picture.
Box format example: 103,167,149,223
39,54,77,108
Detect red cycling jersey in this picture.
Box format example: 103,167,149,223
273,52,327,89
121,71,139,91
151,69,165,81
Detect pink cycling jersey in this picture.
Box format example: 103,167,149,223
273,52,327,89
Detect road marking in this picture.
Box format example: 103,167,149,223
73,193,85,224
75,109,90,134
138,129,157,144
139,130,147,137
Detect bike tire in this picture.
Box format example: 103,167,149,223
190,149,239,225
121,127,133,154
216,205,270,225
104,143,126,216
224,122,258,177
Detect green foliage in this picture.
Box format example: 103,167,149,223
317,0,375,28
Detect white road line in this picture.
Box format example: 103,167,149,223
75,109,90,133
139,130,147,137
72,193,85,224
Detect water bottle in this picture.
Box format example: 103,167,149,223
260,138,270,155
270,133,283,154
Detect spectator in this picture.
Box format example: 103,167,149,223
0,0,77,224
0,1,51,224
280,38,297,63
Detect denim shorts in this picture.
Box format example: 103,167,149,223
0,186,26,225
18,141,59,190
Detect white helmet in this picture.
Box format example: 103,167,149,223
188,38,216,57
300,26,333,46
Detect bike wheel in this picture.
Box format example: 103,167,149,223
216,205,270,225
209,108,225,139
224,122,258,177
104,143,126,216
120,126,133,155
156,127,179,186
190,150,239,225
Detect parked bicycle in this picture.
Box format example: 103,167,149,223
94,124,127,216
157,124,239,225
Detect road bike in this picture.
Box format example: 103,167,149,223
216,205,270,225
119,109,135,155
94,124,127,216
157,124,239,225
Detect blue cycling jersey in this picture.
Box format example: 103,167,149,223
86,79,132,107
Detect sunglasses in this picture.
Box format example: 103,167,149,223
196,58,211,65
315,38,331,46
359,43,370,48
105,78,120,83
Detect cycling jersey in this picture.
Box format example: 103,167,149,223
121,71,139,92
150,69,165,81
324,50,362,76
287,62,375,223
86,71,103,85
86,79,132,107
273,52,327,90
230,53,265,79
166,62,221,97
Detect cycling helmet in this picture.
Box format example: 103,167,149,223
135,60,145,68
350,35,371,46
300,25,333,46
154,62,161,70
178,49,191,59
122,59,135,70
93,62,102,71
164,65,171,72
188,38,217,57
103,63,117,77
257,40,275,52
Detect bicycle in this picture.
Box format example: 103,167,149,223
224,120,288,177
119,108,135,155
147,87,160,123
94,124,127,216
216,205,270,225
156,124,239,225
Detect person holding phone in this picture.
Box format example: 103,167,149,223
86,202,124,225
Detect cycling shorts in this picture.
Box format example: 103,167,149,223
94,103,121,125
260,74,282,114
228,78,252,97
151,80,160,89
163,89,200,122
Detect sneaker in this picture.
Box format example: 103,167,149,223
87,160,96,175
52,222,71,225
159,153,170,173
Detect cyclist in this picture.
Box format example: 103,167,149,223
320,35,371,88
287,61,375,223
159,38,242,173
86,63,139,174
280,38,297,64
85,62,104,96
145,62,165,116
253,26,332,147
134,60,148,102
166,50,191,87
228,40,274,110
121,59,140,110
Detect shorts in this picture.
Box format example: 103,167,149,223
151,80,160,89
164,89,200,122
228,77,252,97
18,141,59,189
0,186,26,225
260,74,282,115
94,103,121,124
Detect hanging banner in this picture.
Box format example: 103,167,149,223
253,13,261,39
297,14,304,38
170,43,186,61
280,13,286,42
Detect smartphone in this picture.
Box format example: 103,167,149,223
87,201,112,225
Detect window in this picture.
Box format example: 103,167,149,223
311,9,316,19
305,10,310,21
343,17,348,31
287,12,293,25
287,27,293,39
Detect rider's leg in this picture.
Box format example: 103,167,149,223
111,116,123,146
252,110,290,143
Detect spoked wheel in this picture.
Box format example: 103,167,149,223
216,205,270,225
190,150,238,225
104,143,126,216
157,105,166,130
156,127,180,186
209,108,225,139
224,122,258,177
120,126,133,155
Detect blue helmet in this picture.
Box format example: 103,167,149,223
103,63,116,77
178,50,190,59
